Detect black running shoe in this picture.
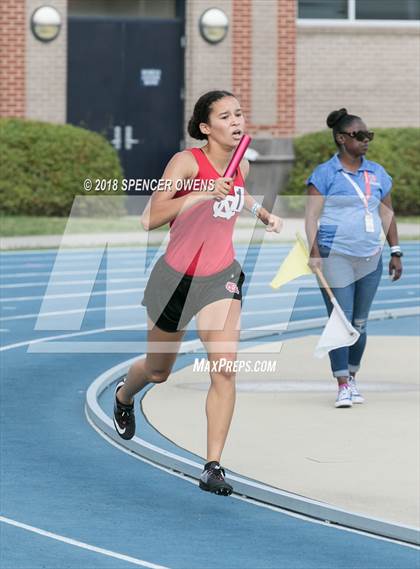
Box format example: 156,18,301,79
113,379,135,440
199,461,233,496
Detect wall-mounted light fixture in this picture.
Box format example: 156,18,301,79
31,6,62,42
199,8,229,44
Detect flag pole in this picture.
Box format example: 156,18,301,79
313,266,335,303
297,233,335,302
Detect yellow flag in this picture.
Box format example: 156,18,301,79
270,233,312,289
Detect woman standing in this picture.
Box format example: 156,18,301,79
305,108,403,408
113,90,282,494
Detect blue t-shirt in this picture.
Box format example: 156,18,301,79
306,154,392,256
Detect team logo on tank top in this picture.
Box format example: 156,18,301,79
225,281,240,294
213,186,245,220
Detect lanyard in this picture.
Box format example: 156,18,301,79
341,171,371,210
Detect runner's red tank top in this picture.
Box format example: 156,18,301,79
164,147,245,276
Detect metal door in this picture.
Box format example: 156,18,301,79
68,18,184,184
123,20,184,182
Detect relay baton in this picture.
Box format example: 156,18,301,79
223,134,252,178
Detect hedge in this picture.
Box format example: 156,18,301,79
283,128,420,216
0,118,124,216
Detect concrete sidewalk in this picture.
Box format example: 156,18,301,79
142,332,420,529
1,218,419,250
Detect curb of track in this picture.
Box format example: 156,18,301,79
85,310,420,546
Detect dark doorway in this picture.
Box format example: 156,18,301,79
68,14,184,184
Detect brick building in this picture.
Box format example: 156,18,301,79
1,0,419,185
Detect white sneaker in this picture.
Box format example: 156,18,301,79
349,376,364,404
335,384,353,408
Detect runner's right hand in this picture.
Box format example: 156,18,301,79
209,177,233,201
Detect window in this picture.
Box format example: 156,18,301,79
356,0,420,20
298,0,347,19
68,0,176,19
298,0,420,20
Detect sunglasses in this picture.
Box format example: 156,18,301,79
339,130,375,142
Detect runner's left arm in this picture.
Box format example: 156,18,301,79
240,159,283,233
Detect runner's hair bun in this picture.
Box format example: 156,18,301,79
188,115,207,140
326,108,348,129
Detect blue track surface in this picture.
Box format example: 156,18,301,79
1,243,419,569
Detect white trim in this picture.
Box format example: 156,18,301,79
297,19,420,28
348,0,356,21
0,516,170,569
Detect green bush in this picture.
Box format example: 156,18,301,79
283,128,420,216
0,118,125,216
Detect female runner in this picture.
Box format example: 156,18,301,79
113,90,282,495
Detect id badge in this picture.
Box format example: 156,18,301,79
365,212,374,233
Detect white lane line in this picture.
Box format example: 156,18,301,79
5,242,419,254
2,271,420,290
0,244,308,259
1,259,419,280
0,246,165,257
0,261,287,278
245,284,420,302
2,283,419,304
1,241,418,257
0,267,151,279
0,324,146,352
0,287,143,303
243,296,420,316
2,294,419,324
0,303,147,322
0,516,170,569
1,243,418,262
2,304,418,353
0,247,288,261
85,408,419,551
0,251,290,271
0,276,149,289
0,265,285,283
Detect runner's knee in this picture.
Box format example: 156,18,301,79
210,354,237,382
146,368,171,384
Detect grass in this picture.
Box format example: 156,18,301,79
0,214,418,238
0,215,143,237
0,214,274,236
396,216,420,224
